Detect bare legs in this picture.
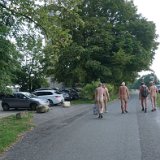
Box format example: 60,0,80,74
141,97,148,112
120,99,128,113
151,96,157,111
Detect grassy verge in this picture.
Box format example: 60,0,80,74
0,112,34,154
71,99,94,105
157,93,160,107
71,94,118,105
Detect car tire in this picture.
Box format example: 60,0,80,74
30,103,37,111
2,104,10,111
48,99,54,106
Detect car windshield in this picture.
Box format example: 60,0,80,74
23,92,37,98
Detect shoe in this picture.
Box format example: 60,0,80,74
122,111,124,114
151,108,156,112
142,107,144,111
125,110,128,113
98,113,103,118
144,108,147,113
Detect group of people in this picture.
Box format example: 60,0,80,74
139,81,158,113
94,81,158,118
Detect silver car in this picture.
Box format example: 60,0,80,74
2,92,49,111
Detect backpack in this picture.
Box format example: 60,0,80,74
141,86,149,97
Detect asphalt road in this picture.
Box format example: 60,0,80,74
1,95,160,160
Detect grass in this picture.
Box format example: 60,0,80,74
157,93,160,107
71,99,94,105
71,94,118,105
0,112,34,154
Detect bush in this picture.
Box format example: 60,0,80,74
80,81,117,100
80,81,100,100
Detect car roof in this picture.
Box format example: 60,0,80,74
34,90,56,93
14,92,30,94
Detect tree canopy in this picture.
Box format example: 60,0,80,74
0,0,159,91
53,0,159,86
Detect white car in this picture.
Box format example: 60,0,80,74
33,90,64,106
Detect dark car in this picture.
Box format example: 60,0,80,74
1,92,49,111
59,88,79,100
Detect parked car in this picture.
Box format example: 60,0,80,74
34,87,59,92
59,89,73,101
59,88,80,100
1,92,49,111
156,84,160,93
32,90,64,106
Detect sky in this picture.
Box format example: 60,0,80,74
133,0,160,79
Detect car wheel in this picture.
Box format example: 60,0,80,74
30,103,37,111
2,104,10,111
48,99,54,106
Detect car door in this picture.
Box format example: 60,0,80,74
5,94,17,108
15,93,30,108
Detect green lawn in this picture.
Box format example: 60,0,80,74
0,113,34,154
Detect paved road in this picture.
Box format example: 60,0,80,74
1,95,160,160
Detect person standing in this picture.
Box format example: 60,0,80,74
95,83,106,118
119,82,129,113
149,81,158,112
139,82,149,113
102,83,110,113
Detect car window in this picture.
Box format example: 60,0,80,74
16,93,26,99
5,94,16,98
35,92,53,96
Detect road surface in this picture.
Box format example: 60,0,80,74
0,95,160,160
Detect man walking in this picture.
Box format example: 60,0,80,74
139,82,149,113
119,82,129,113
149,81,158,112
102,83,110,113
95,83,106,118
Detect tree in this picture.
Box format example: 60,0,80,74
0,4,21,93
132,73,160,89
53,0,158,86
0,0,83,90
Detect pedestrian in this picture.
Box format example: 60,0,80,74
95,83,106,118
149,81,158,112
118,82,130,114
139,82,149,113
102,83,110,113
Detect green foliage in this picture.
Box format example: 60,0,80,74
53,0,158,86
0,0,159,91
0,28,21,93
80,80,117,100
0,0,83,90
80,80,101,100
131,73,159,89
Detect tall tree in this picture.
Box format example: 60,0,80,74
53,0,158,86
0,2,21,92
0,0,83,90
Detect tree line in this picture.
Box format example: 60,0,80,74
0,0,159,93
